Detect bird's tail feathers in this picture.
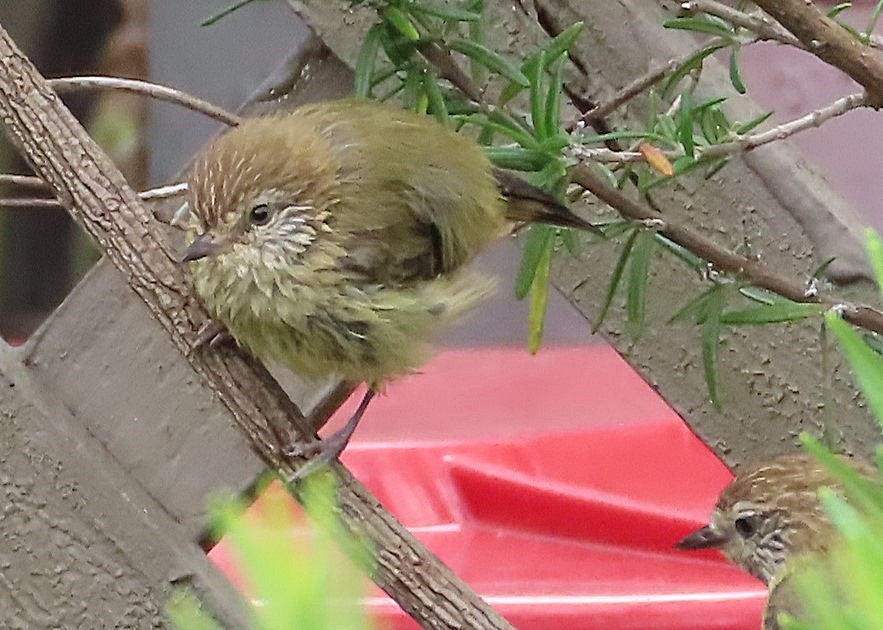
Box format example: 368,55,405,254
494,168,600,233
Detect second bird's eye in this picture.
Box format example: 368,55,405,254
734,516,759,538
249,204,272,226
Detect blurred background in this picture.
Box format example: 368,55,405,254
0,0,879,347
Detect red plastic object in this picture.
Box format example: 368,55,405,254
209,346,766,629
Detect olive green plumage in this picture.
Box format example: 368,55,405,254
185,99,589,387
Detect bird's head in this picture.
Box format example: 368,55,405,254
182,114,341,271
675,454,863,584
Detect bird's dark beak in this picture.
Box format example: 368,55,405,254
675,525,728,550
182,233,220,263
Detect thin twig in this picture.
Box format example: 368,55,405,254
418,41,484,103
571,91,867,164
49,76,242,127
702,91,866,156
681,0,883,52
0,173,47,189
0,182,189,209
571,48,712,129
571,164,883,335
0,198,63,208
679,0,803,47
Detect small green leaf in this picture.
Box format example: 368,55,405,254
728,46,747,94
693,96,729,113
484,146,550,171
733,110,774,135
516,225,554,299
466,4,486,84
538,134,570,154
529,158,568,193
594,228,638,332
626,230,656,337
677,89,695,158
448,38,530,86
543,21,584,66
459,114,537,148
864,1,882,35
866,229,883,294
811,255,838,281
656,114,679,142
528,239,552,353
827,310,883,429
383,6,421,41
861,331,883,356
668,284,718,324
720,302,824,325
699,105,725,144
593,163,619,189
663,16,736,39
801,434,883,522
654,233,704,269
354,24,384,98
401,66,424,112
498,80,525,106
828,2,853,19
421,71,448,124
738,285,790,305
662,43,728,99
703,157,729,180
410,2,482,22
544,56,565,138
523,52,548,140
701,285,726,408
597,219,633,239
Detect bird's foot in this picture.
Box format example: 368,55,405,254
286,389,376,482
286,428,353,481
189,319,235,353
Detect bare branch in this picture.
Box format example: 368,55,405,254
679,0,803,47
572,92,867,163
571,164,883,335
0,182,189,210
0,173,47,189
571,48,712,128
753,0,883,108
702,92,866,156
49,76,242,127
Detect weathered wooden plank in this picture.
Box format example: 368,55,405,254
0,344,250,628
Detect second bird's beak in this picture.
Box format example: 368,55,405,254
675,525,728,550
182,233,223,262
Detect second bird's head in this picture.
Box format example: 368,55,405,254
675,453,861,584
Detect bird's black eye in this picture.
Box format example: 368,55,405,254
249,204,272,226
734,515,759,538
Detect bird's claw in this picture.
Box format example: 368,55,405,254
190,320,235,354
286,433,349,482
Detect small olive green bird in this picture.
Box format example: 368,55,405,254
676,453,875,629
182,99,595,468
